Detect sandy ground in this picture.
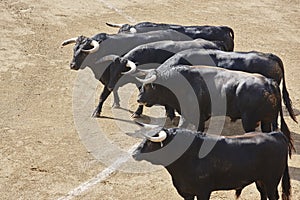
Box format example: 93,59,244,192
0,0,299,199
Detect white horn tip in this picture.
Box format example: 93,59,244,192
130,28,137,33
149,130,167,143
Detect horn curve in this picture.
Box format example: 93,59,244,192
61,37,78,47
136,74,157,84
146,130,167,143
96,55,119,64
122,60,137,75
81,40,100,53
106,22,125,28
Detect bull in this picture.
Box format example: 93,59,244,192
132,126,291,200
97,39,225,118
135,49,297,124
106,21,234,51
137,65,294,156
61,29,192,117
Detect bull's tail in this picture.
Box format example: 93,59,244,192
280,101,295,157
281,161,291,200
105,22,125,28
270,54,297,123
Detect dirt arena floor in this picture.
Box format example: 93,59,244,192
1,0,300,199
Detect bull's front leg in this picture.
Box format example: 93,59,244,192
241,114,258,132
112,89,120,108
92,86,112,118
132,105,144,118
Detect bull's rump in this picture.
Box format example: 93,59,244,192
186,132,288,191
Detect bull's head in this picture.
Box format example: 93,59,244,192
132,122,197,166
136,69,161,107
106,22,137,33
132,121,174,164
61,36,100,70
96,55,137,91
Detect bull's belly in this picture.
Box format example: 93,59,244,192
210,109,241,122
178,177,254,195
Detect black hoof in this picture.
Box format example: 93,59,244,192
92,110,101,118
131,113,141,118
112,103,120,108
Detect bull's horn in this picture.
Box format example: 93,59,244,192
146,130,167,143
96,55,119,64
61,37,78,47
81,40,100,53
106,22,125,28
136,74,157,84
122,60,137,75
135,69,154,76
130,69,154,77
130,27,137,33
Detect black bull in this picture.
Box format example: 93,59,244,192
98,39,225,118
138,49,297,124
106,21,235,51
132,128,291,200
137,65,295,156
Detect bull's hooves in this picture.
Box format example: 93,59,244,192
112,104,120,109
131,113,142,118
91,113,101,118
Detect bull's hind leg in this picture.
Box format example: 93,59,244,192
183,197,194,200
261,121,272,133
112,88,120,108
241,114,258,132
196,192,211,200
165,106,176,121
266,190,279,200
197,120,205,132
265,182,280,200
255,181,267,200
179,192,195,200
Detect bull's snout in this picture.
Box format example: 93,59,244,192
70,62,80,70
137,98,151,107
137,98,145,105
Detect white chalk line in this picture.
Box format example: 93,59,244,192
57,143,140,200
98,0,136,23
57,1,139,199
